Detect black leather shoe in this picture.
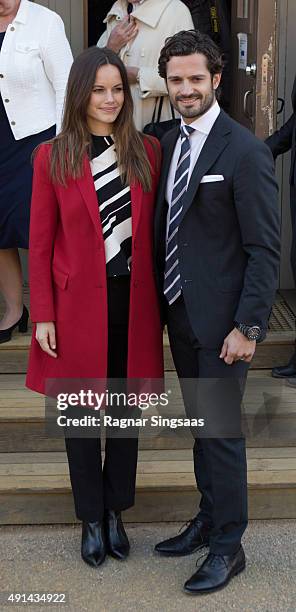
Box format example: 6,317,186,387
272,361,296,378
0,305,29,344
154,518,211,556
184,546,246,594
81,521,106,568
105,510,130,560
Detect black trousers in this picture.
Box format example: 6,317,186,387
167,295,249,555
290,185,296,285
65,276,139,522
289,185,296,360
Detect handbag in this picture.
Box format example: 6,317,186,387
143,96,180,140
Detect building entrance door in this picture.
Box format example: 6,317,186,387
230,0,278,139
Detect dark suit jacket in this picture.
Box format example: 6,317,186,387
154,110,281,348
265,77,296,186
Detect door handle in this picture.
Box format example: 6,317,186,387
243,89,253,120
277,97,285,114
246,63,257,77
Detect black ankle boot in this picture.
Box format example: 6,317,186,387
0,304,29,344
81,521,106,568
104,510,130,560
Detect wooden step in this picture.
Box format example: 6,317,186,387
0,448,295,524
0,373,295,452
0,332,295,374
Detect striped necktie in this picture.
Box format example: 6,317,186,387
164,124,195,305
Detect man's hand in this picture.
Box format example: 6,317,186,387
36,322,57,358
220,328,256,365
126,66,139,85
106,16,138,54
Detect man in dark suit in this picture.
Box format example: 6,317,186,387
154,30,280,595
266,76,296,382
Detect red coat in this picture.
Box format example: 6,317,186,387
26,138,164,395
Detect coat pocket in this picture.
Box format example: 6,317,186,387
52,266,69,290
15,42,39,53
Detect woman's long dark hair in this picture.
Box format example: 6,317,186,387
48,46,155,191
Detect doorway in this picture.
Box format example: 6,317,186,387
87,0,114,46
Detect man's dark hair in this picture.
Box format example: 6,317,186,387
158,29,223,80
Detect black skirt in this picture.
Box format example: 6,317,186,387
0,104,55,249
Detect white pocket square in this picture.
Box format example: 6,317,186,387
200,174,224,183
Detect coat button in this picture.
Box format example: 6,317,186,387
10,26,15,31
0,74,4,78
183,243,188,247
11,121,16,125
4,99,9,103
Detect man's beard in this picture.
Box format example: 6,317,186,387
174,89,216,120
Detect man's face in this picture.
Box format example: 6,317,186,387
166,53,221,123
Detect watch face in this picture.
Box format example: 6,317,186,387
247,326,261,341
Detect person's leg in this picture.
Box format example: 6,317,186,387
196,347,249,555
154,296,213,557
0,248,23,329
290,184,296,286
103,276,138,512
167,296,213,526
64,436,104,521
65,434,106,567
272,184,296,376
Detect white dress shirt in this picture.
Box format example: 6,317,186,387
0,0,73,139
166,101,221,218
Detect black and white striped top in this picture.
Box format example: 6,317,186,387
90,134,132,277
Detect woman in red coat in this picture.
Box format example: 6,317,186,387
26,46,163,568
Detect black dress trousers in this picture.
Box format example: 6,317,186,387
290,185,296,285
65,276,139,522
167,295,249,556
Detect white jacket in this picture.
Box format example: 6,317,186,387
98,0,194,130
0,0,73,140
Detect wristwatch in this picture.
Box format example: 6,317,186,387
235,323,262,341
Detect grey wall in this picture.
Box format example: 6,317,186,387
32,0,85,57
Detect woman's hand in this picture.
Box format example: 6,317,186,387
107,16,138,53
36,322,57,358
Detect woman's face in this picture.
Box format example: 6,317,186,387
0,0,20,17
86,64,124,135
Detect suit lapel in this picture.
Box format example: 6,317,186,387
76,156,104,242
179,111,232,224
130,181,143,239
155,126,179,239
159,127,180,204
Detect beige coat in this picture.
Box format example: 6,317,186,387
97,0,194,130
